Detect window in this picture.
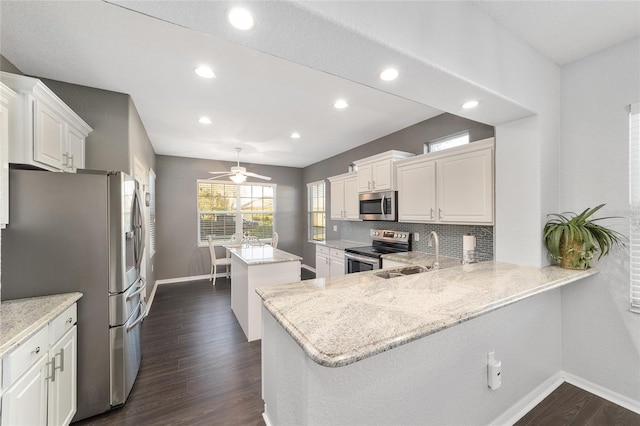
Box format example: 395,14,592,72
630,103,640,313
197,180,275,245
424,131,470,153
307,180,326,241
148,169,156,256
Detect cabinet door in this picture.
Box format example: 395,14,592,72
437,148,493,224
33,100,65,170
357,164,373,192
371,160,392,191
1,356,48,426
65,127,85,172
330,179,346,220
343,175,360,220
0,102,9,227
47,326,77,426
330,257,345,276
315,253,330,278
397,161,436,222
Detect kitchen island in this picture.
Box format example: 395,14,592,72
257,262,597,425
228,245,301,342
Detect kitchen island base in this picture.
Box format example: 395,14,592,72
261,289,564,425
231,254,300,342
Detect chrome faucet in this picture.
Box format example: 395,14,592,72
428,231,440,270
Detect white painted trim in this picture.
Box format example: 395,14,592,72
144,281,158,317
490,372,564,426
302,264,315,273
262,406,273,426
155,274,214,285
562,372,640,415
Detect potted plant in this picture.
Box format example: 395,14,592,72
543,204,625,269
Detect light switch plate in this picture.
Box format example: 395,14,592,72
333,225,338,232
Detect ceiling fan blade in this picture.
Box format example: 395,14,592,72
244,171,272,181
207,172,234,180
208,171,231,175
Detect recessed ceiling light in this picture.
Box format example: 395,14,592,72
291,132,301,139
195,66,215,79
462,100,480,109
227,7,255,30
334,99,349,109
199,116,212,124
379,68,399,81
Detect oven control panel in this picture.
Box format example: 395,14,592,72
370,229,411,243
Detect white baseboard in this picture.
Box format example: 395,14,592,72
491,372,564,426
302,264,315,273
262,405,273,426
561,371,640,414
491,370,640,425
144,281,158,317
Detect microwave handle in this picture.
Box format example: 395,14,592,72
380,195,385,215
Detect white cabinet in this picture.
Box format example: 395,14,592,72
2,303,78,426
0,82,16,228
354,150,413,193
396,160,436,222
328,172,359,220
315,246,345,278
1,72,92,173
396,138,494,225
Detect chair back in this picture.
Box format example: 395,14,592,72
272,232,279,249
208,235,218,263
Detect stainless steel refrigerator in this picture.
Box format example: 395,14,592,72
1,168,146,421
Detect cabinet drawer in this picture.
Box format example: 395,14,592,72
2,326,48,389
49,304,77,344
329,249,344,260
316,246,330,256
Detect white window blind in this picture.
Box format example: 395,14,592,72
307,180,326,241
148,169,156,257
630,103,640,313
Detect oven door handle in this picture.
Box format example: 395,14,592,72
344,252,379,264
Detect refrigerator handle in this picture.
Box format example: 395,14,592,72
126,277,146,301
126,301,146,332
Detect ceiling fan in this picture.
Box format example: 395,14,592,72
208,147,272,183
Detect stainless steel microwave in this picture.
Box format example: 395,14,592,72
359,191,397,221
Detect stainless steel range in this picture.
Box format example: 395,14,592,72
344,229,412,273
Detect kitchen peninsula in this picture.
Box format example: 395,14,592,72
228,245,301,342
257,262,597,425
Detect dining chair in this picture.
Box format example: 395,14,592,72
271,232,279,249
208,235,232,285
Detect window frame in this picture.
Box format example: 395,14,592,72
629,103,640,313
307,180,326,242
424,130,470,153
196,179,276,247
148,168,156,257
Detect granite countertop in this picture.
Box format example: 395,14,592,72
257,262,597,368
382,251,462,269
0,292,83,358
310,239,366,251
228,245,302,265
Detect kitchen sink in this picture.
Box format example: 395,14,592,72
374,265,430,279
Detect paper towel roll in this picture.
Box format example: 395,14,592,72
463,234,476,264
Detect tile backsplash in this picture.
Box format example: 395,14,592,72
341,221,494,261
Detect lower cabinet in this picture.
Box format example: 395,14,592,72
1,304,77,426
316,246,345,278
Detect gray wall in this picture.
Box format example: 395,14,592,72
302,113,494,267
0,54,22,74
155,155,304,280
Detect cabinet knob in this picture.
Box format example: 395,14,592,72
67,317,73,324
33,346,40,354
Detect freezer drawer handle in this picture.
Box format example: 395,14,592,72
126,277,147,301
126,301,146,332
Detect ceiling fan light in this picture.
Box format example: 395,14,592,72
230,173,246,184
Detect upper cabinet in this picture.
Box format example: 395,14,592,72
353,150,413,192
396,138,494,225
1,72,92,173
328,172,359,220
0,82,17,228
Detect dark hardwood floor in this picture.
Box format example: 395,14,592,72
74,271,638,426
515,382,640,426
74,278,265,426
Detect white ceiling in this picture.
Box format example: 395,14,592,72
1,1,638,168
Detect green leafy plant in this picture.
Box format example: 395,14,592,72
543,204,625,269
